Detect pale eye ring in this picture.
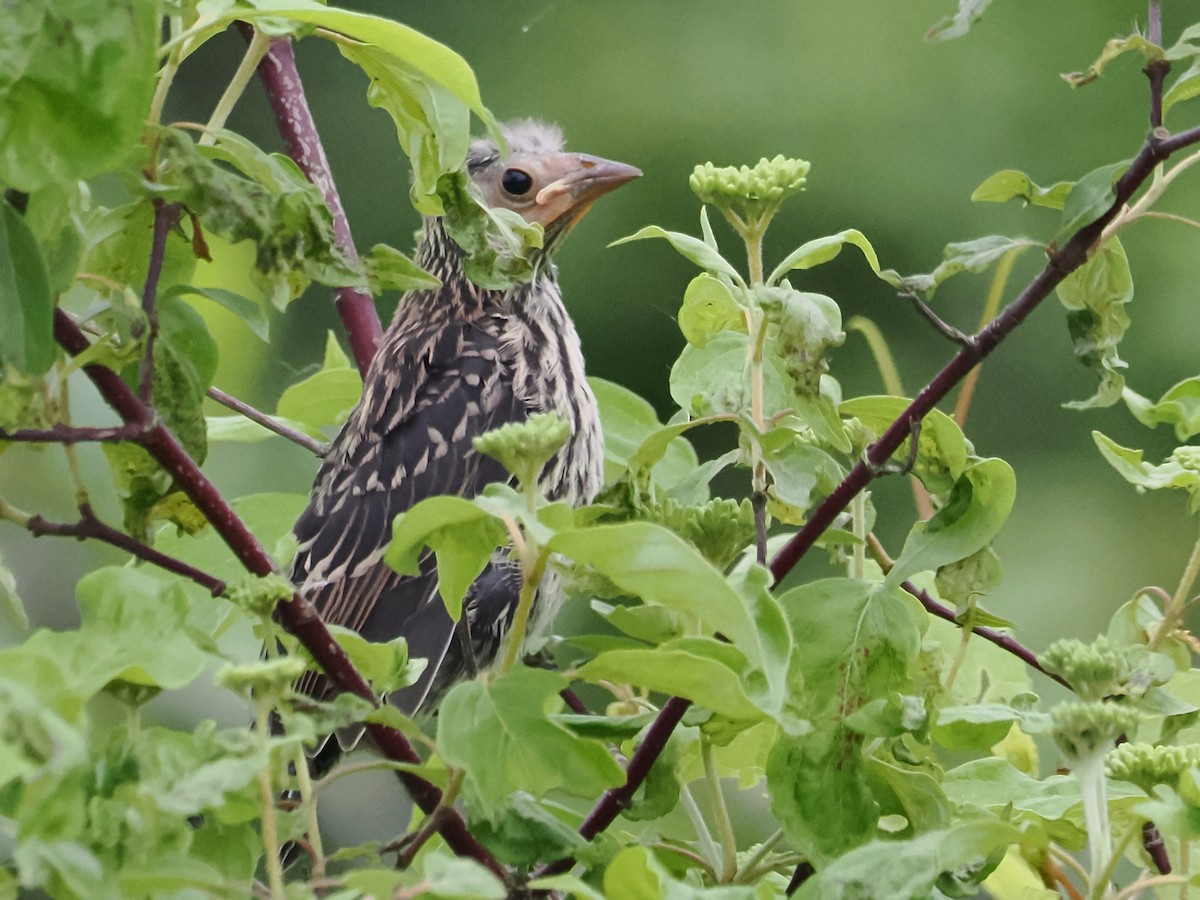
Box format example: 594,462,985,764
501,168,534,196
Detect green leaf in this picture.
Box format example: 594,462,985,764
1123,377,1200,441
1055,160,1128,241
886,458,1016,586
469,794,591,868
240,2,492,123
839,395,970,497
761,429,843,525
770,578,925,862
943,757,1144,846
437,667,623,818
678,273,745,347
670,331,792,418
361,242,442,293
604,844,768,897
878,235,1040,300
205,412,322,444
414,855,508,899
589,376,700,490
1057,236,1132,410
157,128,359,308
0,549,28,631
1,568,212,704
0,0,157,191
276,331,363,430
152,295,219,464
0,199,55,374
137,724,265,820
1164,55,1200,118
551,523,785,679
101,442,172,541
333,41,472,217
1093,432,1200,514
1062,33,1164,88
163,285,270,342
793,820,1020,899
83,200,197,301
611,225,744,285
385,495,507,619
326,626,420,695
933,704,1026,750
971,169,1072,210
766,228,880,286
925,0,996,42
578,641,764,721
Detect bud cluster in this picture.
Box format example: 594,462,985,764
689,156,810,226
1106,741,1200,792
1051,701,1139,761
1040,635,1132,702
474,412,571,492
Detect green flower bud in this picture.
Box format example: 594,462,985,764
654,495,757,570
227,572,295,618
216,657,306,696
1040,635,1132,702
1051,701,1138,762
474,412,571,492
1106,742,1200,792
689,156,811,225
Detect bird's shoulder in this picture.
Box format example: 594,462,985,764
290,310,525,591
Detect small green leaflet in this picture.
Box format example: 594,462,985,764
0,199,55,375
436,668,623,818
885,458,1016,587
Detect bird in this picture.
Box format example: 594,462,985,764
285,119,640,772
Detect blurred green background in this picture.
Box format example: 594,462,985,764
3,0,1200,848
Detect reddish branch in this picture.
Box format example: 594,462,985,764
237,23,382,376
137,201,181,403
902,580,1071,690
51,308,503,877
25,504,226,595
532,696,692,879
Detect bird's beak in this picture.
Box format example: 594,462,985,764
532,154,642,234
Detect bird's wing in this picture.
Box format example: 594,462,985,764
289,318,525,705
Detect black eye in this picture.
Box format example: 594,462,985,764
501,168,534,196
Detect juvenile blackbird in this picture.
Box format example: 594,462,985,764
288,120,639,762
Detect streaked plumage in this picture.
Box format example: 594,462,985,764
288,121,639,746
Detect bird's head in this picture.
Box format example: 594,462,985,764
467,120,641,251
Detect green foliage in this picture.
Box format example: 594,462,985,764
7,2,1200,897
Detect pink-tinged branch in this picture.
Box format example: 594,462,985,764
238,23,382,376
25,504,226,596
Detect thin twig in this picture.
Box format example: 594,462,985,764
1146,0,1167,130
905,578,1070,690
901,290,974,348
0,423,147,444
16,502,227,596
238,25,382,376
207,385,328,457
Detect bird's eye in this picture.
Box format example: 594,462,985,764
501,168,534,196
